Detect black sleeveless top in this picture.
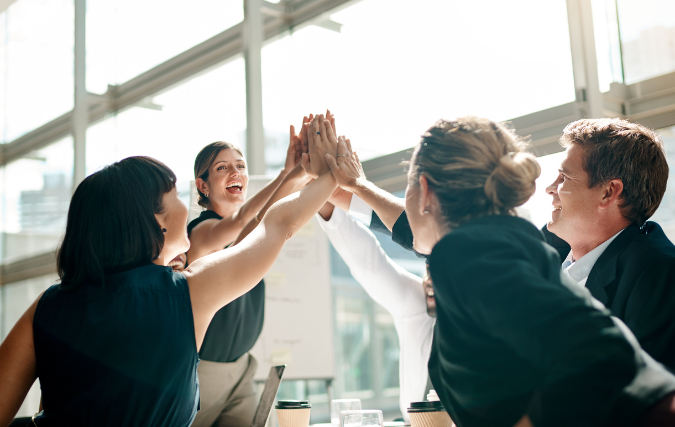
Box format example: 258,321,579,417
33,264,200,427
187,210,265,363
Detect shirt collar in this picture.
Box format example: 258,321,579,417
563,228,625,285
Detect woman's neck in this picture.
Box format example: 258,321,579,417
207,201,238,219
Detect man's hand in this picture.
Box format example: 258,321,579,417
325,136,366,192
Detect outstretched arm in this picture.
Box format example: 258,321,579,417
325,138,404,231
0,296,40,426
185,114,337,350
317,206,424,316
188,120,309,259
233,163,312,245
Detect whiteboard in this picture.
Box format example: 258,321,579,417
189,177,335,381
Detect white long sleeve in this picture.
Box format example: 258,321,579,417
318,208,435,421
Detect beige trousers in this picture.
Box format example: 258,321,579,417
191,353,258,427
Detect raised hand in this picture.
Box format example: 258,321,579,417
301,114,338,178
287,123,303,171
325,136,366,192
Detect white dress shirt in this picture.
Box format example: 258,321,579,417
318,205,435,421
562,229,624,287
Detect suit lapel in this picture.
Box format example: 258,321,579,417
585,225,639,306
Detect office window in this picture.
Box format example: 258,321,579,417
592,0,624,91
86,0,244,93
0,0,73,142
86,56,246,196
617,0,675,84
1,274,58,417
520,151,566,230
262,0,575,160
0,137,73,263
649,126,675,239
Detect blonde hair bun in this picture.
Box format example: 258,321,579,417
484,152,541,209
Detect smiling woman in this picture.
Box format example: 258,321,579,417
182,121,315,427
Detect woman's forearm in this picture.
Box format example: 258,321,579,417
232,169,288,225
264,172,337,241
233,166,311,245
187,172,336,348
351,180,405,232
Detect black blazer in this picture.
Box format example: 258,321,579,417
584,222,675,372
414,214,675,427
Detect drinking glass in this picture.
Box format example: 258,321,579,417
330,399,362,427
339,409,384,427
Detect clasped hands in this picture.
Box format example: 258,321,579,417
291,111,366,192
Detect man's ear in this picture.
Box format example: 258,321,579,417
599,178,624,209
195,177,209,195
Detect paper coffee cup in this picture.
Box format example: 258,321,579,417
408,401,453,427
275,400,312,427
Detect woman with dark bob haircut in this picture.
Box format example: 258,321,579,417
323,116,675,427
0,129,338,427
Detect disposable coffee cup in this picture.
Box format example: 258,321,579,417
275,400,312,427
408,401,453,427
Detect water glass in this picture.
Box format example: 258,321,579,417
339,409,384,427
331,399,362,427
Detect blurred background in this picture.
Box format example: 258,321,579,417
1,0,675,421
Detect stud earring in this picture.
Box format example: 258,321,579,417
205,192,209,198
162,228,167,233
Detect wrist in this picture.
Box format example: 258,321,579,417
347,178,368,196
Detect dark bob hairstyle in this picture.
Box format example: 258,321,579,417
57,156,176,290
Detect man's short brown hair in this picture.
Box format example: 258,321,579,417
560,118,668,225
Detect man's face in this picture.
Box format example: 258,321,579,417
546,143,604,246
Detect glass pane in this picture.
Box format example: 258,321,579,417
592,0,624,92
86,0,244,93
1,0,74,142
617,0,675,84
86,56,246,198
0,137,73,262
1,274,58,417
650,126,675,239
262,0,575,161
520,151,566,230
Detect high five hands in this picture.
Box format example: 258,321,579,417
294,110,365,190
300,113,338,178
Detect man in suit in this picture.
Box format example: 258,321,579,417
546,118,675,371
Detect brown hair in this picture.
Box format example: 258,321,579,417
193,141,244,208
410,116,540,228
560,118,668,225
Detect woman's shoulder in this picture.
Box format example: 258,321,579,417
187,210,222,235
433,215,543,256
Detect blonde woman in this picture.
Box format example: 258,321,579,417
324,116,675,427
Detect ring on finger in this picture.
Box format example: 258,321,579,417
336,154,348,157
316,131,321,135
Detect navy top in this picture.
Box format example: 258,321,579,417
33,264,200,427
423,215,675,427
187,210,265,363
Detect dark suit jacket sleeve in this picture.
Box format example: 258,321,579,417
391,210,415,252
369,210,391,236
624,258,675,371
370,210,426,259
